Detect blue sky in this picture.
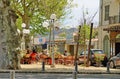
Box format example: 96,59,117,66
63,0,100,28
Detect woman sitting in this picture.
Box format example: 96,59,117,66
30,49,37,64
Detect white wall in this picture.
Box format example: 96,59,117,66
99,0,120,49
100,0,119,26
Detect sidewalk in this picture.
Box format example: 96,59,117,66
19,63,120,74
0,64,119,74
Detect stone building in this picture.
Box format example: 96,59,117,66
98,0,120,58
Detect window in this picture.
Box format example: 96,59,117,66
105,5,109,21
92,50,104,54
80,51,88,55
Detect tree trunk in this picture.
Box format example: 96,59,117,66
0,0,21,69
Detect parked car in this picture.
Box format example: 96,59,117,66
109,53,120,68
78,49,108,66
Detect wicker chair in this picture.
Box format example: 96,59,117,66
55,54,64,64
64,55,75,65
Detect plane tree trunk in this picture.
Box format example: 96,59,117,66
0,0,21,69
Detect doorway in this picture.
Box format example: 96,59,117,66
115,43,120,55
69,45,74,55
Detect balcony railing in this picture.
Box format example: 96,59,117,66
109,15,120,24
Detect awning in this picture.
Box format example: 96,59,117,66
103,24,120,32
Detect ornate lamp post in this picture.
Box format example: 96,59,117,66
21,23,26,50
43,14,59,67
50,14,57,67
21,23,30,50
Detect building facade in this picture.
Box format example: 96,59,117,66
98,0,120,58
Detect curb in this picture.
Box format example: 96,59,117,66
0,70,120,74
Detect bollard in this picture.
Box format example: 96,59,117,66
106,62,110,73
75,61,78,72
42,61,45,71
10,70,15,79
72,70,77,79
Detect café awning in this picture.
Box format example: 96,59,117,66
103,24,120,32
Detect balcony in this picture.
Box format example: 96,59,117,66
109,15,120,24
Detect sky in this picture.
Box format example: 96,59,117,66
63,0,100,28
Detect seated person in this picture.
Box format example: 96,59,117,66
64,50,68,56
30,49,37,63
24,50,31,64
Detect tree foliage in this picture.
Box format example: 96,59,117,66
10,0,74,35
79,24,97,43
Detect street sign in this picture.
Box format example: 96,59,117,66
33,37,46,45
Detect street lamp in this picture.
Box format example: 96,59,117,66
21,23,30,50
50,14,56,67
21,23,26,50
43,14,59,67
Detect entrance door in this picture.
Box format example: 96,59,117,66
115,43,120,55
69,45,74,55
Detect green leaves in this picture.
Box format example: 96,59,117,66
79,24,97,44
10,0,74,35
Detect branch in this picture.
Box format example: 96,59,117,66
16,10,23,17
90,9,98,22
26,1,34,8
